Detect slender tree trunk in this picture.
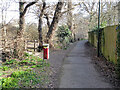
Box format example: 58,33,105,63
38,2,46,52
67,0,74,42
46,1,64,46
67,0,73,31
14,1,37,58
14,2,25,58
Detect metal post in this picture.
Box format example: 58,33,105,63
97,0,101,57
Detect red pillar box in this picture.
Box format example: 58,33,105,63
43,44,49,59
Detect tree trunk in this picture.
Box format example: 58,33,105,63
14,2,25,58
46,1,64,46
67,0,73,31
38,2,46,52
67,0,74,42
14,1,37,58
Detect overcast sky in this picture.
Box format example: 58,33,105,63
0,0,119,25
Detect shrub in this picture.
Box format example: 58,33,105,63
56,25,72,49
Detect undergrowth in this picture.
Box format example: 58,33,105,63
1,52,50,88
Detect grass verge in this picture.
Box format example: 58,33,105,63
1,52,50,88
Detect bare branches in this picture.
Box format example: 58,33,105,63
61,7,74,16
44,14,50,28
46,1,64,44
82,2,90,13
22,0,38,15
39,1,46,17
91,2,95,12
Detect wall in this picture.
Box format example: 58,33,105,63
88,25,118,64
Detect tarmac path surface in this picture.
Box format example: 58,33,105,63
59,40,112,88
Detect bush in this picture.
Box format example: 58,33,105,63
56,25,72,49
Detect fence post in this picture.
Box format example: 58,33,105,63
34,40,36,52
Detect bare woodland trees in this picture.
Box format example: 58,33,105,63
46,1,64,46
82,1,118,31
0,0,119,59
14,0,38,58
67,0,73,31
38,1,46,52
0,1,10,52
67,0,74,41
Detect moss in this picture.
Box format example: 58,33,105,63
88,25,117,64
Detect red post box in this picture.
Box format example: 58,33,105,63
43,44,49,59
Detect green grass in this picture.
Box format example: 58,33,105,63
1,52,50,88
3,59,17,65
2,69,45,88
2,77,19,88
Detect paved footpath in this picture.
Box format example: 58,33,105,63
59,40,112,88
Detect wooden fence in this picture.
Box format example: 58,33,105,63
26,40,39,52
0,39,39,53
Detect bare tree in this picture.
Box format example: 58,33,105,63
67,0,73,31
37,1,46,52
0,0,12,61
67,0,76,42
14,0,38,58
45,1,64,47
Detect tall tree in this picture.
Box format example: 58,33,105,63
46,1,64,47
67,0,73,31
67,0,74,42
38,1,46,52
0,0,11,61
14,0,38,58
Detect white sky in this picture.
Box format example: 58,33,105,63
0,0,119,25
0,0,81,24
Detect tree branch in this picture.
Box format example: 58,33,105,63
60,7,74,16
44,14,50,28
23,0,38,15
91,2,95,12
82,2,89,13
